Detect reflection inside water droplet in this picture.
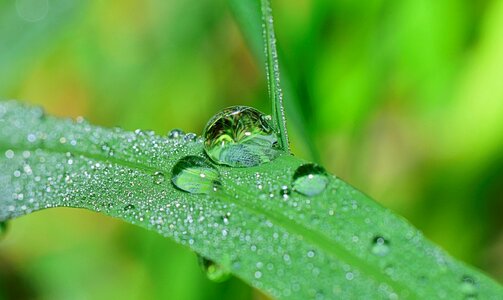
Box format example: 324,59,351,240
371,236,390,256
292,164,328,196
203,106,279,167
198,255,231,283
171,156,221,194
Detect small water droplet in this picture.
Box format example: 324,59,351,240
198,255,231,283
345,272,354,280
460,275,477,298
153,171,165,185
371,236,390,256
124,204,136,211
168,129,184,139
5,149,14,159
203,106,279,167
220,212,231,225
279,185,291,199
171,156,221,194
184,133,197,142
292,164,328,196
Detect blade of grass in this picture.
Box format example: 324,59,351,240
228,0,320,161
260,0,289,152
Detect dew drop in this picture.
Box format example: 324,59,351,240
198,255,231,283
371,236,390,256
153,171,165,185
292,164,328,196
168,129,184,139
4,149,14,159
123,204,136,211
183,133,197,142
171,156,221,194
279,185,291,199
203,106,279,167
460,275,478,298
100,143,114,157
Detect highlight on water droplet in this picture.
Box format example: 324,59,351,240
292,164,328,196
171,156,221,194
198,255,231,283
371,236,390,256
203,106,279,167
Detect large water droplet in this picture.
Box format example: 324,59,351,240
203,106,279,167
171,156,221,194
198,255,231,283
460,275,477,298
292,164,328,196
371,236,390,256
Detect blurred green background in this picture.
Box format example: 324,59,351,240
1,0,503,299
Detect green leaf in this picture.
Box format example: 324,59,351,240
1,101,502,299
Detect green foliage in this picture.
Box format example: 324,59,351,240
1,101,503,299
1,0,503,299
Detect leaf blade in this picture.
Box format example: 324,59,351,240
0,101,502,299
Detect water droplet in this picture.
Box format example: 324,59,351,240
4,149,14,159
0,222,8,239
220,212,231,225
184,133,197,142
171,156,221,194
292,164,328,196
371,236,390,256
279,185,291,199
203,106,279,167
153,171,165,185
168,129,184,139
460,275,477,298
124,204,136,211
198,255,231,283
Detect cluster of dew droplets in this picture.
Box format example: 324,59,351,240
168,105,287,282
